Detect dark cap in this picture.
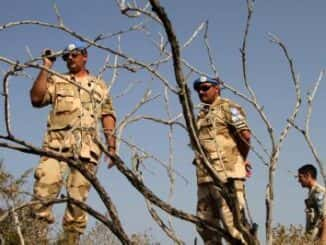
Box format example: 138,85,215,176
193,76,221,90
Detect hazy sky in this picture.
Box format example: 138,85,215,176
1,0,326,244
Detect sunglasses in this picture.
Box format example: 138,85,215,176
62,51,82,61
195,85,213,92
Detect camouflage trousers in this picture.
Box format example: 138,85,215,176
196,181,247,245
31,156,97,234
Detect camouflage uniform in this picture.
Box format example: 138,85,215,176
195,96,250,245
305,183,326,240
32,72,115,235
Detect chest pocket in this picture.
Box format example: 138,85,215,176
210,108,228,130
198,118,216,153
54,83,79,113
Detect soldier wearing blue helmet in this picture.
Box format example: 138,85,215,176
193,76,252,244
30,41,116,244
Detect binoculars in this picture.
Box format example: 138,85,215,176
42,49,57,62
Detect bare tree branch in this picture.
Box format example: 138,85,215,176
288,70,326,185
10,204,25,245
203,21,219,77
0,20,178,93
52,2,64,26
132,153,185,244
0,137,130,244
263,33,302,245
119,136,189,184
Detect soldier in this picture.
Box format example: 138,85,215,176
30,41,116,244
297,164,326,244
193,76,251,245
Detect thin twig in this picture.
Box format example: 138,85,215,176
203,21,218,77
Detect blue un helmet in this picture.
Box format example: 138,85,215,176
62,40,88,61
193,76,221,90
64,40,87,53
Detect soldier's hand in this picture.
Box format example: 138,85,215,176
192,158,199,166
42,49,56,67
106,147,116,169
244,160,252,178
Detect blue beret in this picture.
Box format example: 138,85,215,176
193,76,221,90
63,40,87,52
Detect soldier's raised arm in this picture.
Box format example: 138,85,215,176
30,50,55,107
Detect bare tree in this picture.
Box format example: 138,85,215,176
0,1,325,244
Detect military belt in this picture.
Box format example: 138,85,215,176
72,127,97,132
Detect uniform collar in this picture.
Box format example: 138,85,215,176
309,182,323,195
69,69,90,80
200,96,222,111
211,96,223,107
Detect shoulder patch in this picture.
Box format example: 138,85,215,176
230,107,240,116
230,107,243,122
315,192,325,201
